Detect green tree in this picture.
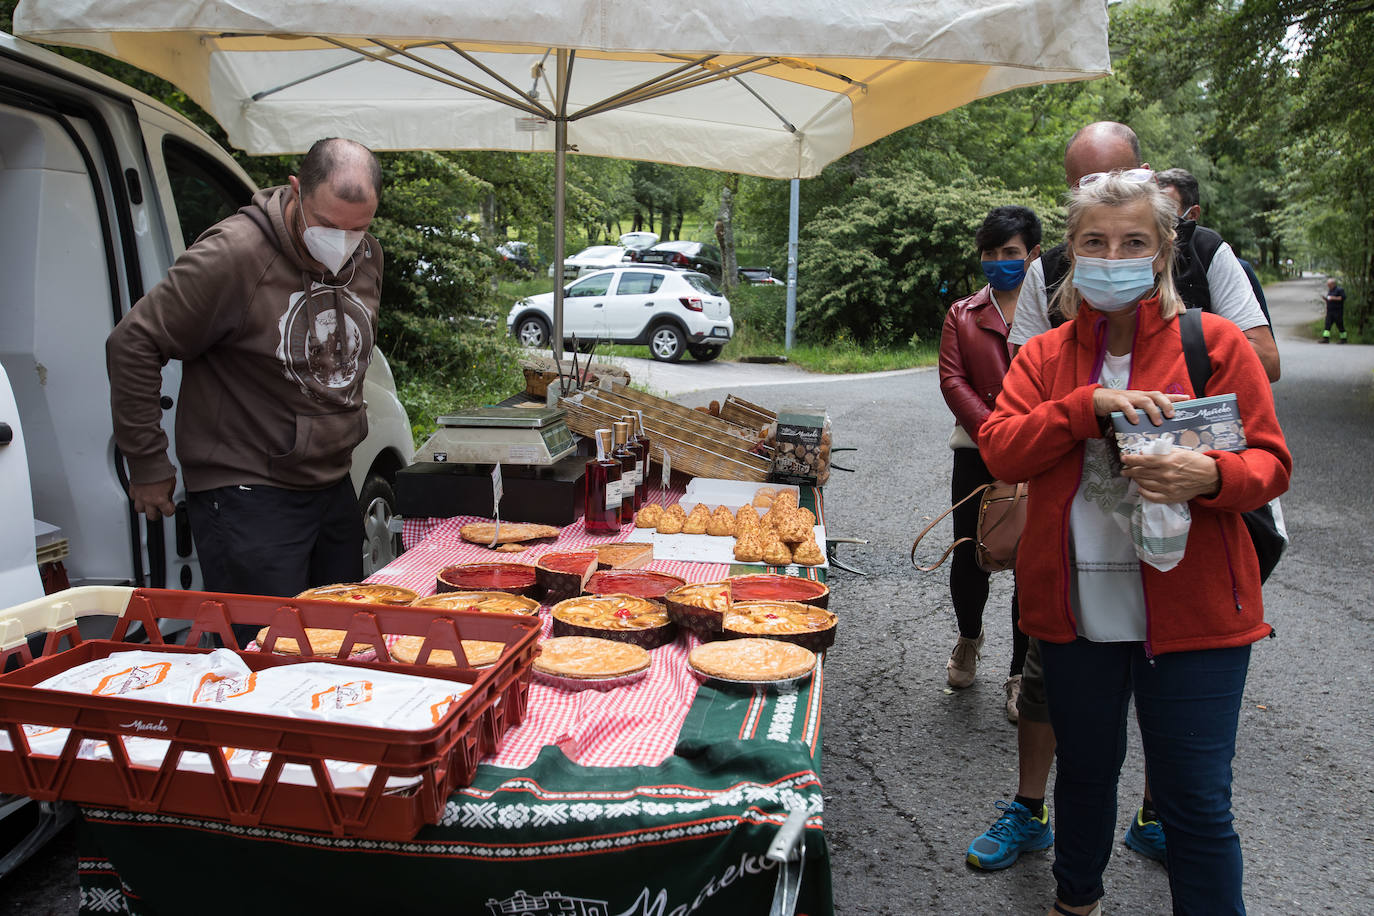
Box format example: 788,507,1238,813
796,173,1049,346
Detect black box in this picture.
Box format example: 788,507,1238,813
395,456,587,526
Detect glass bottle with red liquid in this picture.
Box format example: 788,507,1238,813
612,421,637,522
620,413,646,511
583,427,623,534
632,410,653,500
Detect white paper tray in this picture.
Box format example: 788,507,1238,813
624,527,827,569
680,478,800,513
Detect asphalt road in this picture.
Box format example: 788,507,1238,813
5,276,1371,914
675,275,1374,915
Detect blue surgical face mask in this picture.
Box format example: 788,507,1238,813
1072,252,1159,312
981,259,1027,292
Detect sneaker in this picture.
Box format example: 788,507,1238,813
1004,675,1022,723
966,800,1053,870
1123,807,1167,865
946,630,984,688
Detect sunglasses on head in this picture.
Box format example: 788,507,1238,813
1077,168,1154,188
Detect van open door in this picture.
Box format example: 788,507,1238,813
0,362,42,605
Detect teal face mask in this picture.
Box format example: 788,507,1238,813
1072,252,1158,311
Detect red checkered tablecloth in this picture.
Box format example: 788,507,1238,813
372,489,728,771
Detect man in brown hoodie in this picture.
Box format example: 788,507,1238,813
108,138,385,635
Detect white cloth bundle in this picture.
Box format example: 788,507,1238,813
1112,435,1191,572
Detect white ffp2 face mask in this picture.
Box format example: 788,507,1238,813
302,225,365,275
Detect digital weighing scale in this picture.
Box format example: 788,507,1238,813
414,407,577,465
398,406,587,525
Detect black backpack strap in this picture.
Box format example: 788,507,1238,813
1178,307,1213,396
1042,243,1071,327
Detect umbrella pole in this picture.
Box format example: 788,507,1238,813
551,50,569,365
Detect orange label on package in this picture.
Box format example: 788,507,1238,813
310,681,373,710
93,663,172,696
429,696,456,724
193,672,258,704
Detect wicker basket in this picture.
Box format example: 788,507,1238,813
559,383,771,481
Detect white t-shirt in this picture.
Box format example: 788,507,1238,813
1069,351,1146,642
1008,242,1269,347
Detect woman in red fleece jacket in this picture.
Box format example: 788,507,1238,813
980,173,1290,916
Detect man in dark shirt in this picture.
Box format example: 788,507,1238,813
1323,278,1347,343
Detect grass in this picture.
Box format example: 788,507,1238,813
1305,319,1371,345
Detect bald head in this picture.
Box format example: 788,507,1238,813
297,137,381,206
1063,122,1143,189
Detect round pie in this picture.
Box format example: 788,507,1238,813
585,569,686,600
723,600,837,651
435,563,539,597
255,627,371,657
410,591,540,615
729,574,830,609
550,594,676,648
295,583,419,606
689,637,816,683
533,636,651,679
390,635,505,667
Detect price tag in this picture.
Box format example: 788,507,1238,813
660,450,671,489
489,464,504,548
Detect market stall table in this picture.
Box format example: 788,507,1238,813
72,488,834,915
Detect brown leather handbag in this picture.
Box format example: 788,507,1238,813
910,481,1028,574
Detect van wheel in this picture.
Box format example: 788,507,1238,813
359,473,400,576
648,323,686,361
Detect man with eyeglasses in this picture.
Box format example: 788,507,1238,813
107,137,384,645
966,122,1280,877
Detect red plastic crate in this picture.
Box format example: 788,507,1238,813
0,588,540,839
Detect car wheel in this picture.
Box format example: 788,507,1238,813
359,473,400,576
515,315,550,348
687,343,722,361
648,323,686,362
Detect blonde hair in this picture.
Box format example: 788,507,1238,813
1050,173,1184,322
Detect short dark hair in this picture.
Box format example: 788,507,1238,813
1155,168,1200,210
975,205,1042,255
298,137,382,204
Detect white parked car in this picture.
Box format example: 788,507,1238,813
508,267,733,362
547,244,632,280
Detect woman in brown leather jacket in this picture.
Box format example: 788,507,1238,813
937,206,1041,719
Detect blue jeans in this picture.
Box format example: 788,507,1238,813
1040,639,1251,915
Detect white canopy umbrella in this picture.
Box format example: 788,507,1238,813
15,0,1110,355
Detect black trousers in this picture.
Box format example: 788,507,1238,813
187,477,363,647
1325,305,1346,334
950,447,1027,676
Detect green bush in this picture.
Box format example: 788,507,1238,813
797,173,1047,347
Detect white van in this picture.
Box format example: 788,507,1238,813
0,32,415,609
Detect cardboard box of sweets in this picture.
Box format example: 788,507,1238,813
1111,393,1246,455
769,406,830,485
